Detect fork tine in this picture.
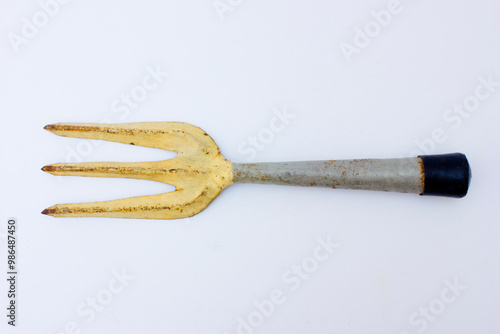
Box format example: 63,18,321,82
41,188,213,219
41,160,182,185
42,122,232,219
44,122,216,153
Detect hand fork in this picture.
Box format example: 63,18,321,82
42,122,471,219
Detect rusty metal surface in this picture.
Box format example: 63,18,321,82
42,122,233,219
42,122,428,220
233,158,425,194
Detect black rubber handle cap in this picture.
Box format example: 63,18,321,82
419,153,471,198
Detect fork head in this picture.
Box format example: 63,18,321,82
42,122,233,219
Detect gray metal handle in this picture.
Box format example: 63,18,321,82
232,154,472,198
232,158,424,194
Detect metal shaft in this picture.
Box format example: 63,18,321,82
232,158,425,194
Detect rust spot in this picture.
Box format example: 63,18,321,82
43,124,57,131
41,165,55,172
417,157,426,193
41,122,234,219
41,208,55,215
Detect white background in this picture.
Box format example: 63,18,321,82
1,0,499,333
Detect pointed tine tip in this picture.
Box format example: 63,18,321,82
41,164,57,173
44,123,68,136
42,205,66,217
44,124,58,132
44,123,77,135
41,208,53,216
41,163,88,176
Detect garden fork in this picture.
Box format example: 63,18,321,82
42,122,471,219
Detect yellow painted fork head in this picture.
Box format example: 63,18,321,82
42,122,233,219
